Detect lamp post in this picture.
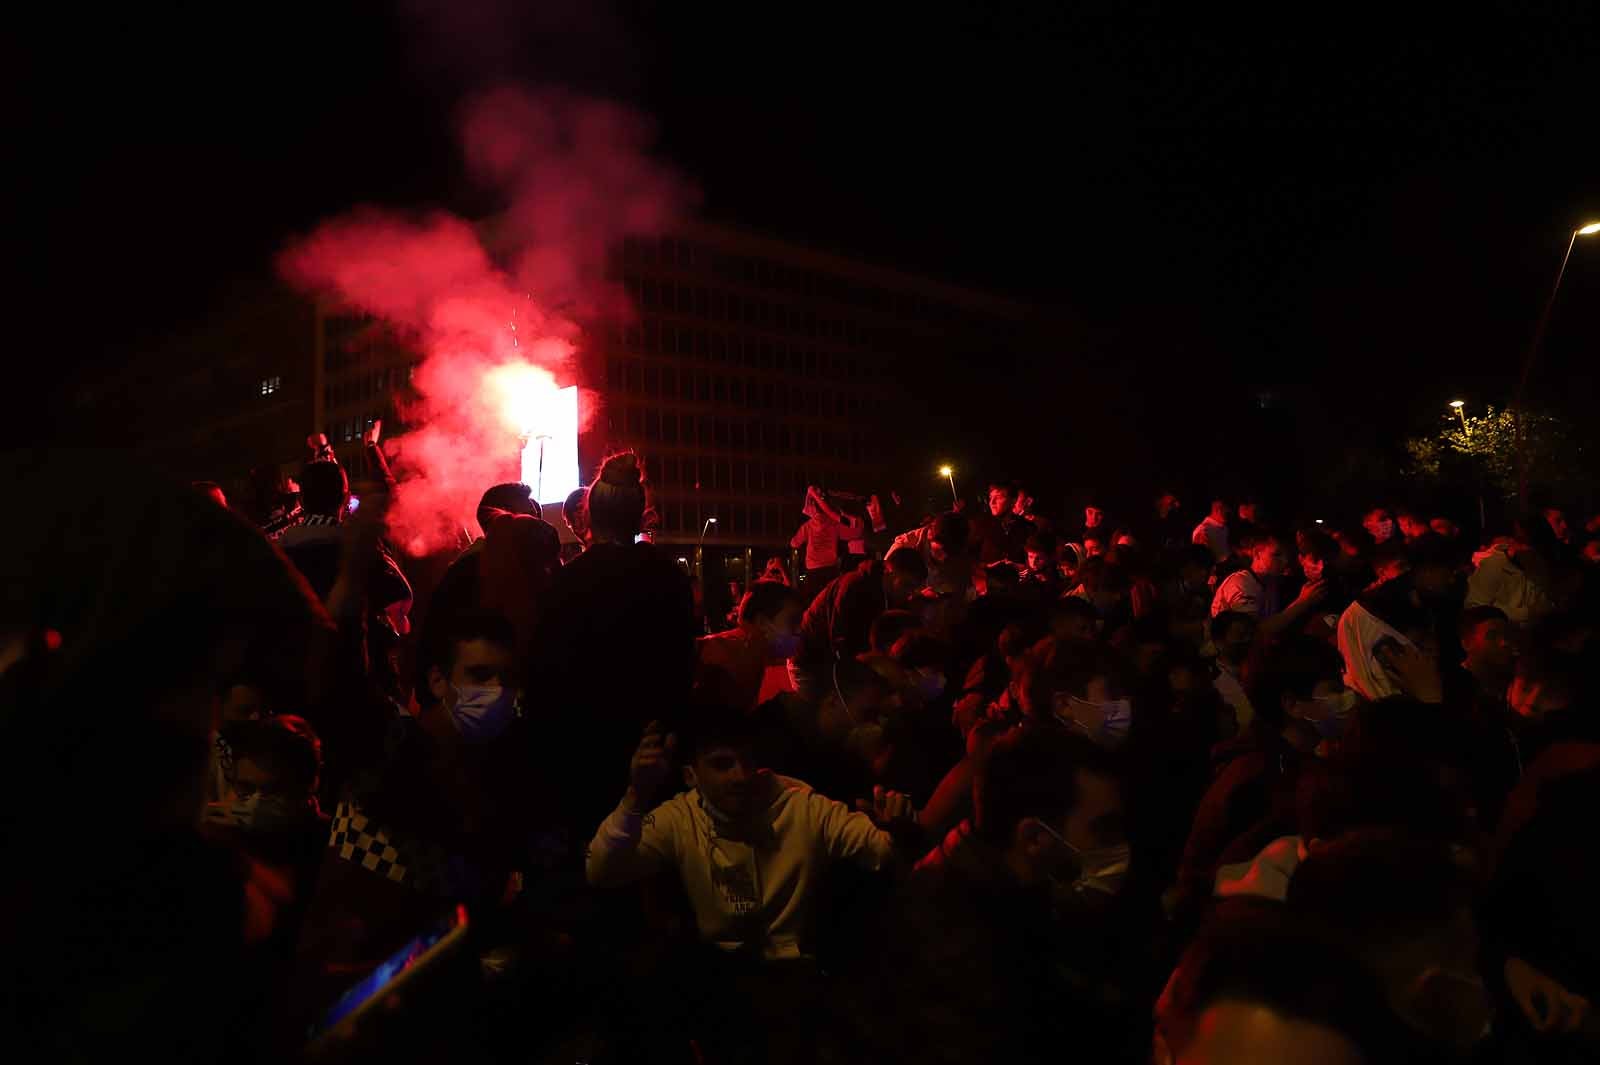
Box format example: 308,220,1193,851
1448,399,1467,432
938,465,957,505
1512,221,1600,508
696,516,718,632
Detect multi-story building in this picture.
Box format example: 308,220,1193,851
75,223,1039,554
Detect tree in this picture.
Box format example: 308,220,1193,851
1403,405,1588,504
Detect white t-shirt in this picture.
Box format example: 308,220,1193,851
1192,516,1230,561
1211,569,1265,618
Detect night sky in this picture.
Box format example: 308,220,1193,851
14,6,1599,513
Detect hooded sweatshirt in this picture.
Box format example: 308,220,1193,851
586,773,895,959
1466,542,1553,627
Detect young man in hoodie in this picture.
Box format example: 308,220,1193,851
585,710,916,1063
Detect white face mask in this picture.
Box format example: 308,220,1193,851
1053,693,1133,748
1034,818,1131,900
1297,689,1358,740
449,683,519,742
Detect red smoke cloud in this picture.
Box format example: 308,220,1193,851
280,87,690,555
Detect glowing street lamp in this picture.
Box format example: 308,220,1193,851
1448,399,1467,431
1512,220,1600,505
938,465,957,504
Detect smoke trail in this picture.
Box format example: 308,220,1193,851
280,87,691,555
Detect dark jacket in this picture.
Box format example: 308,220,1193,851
795,560,890,671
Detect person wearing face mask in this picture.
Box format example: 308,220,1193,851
837,728,1137,1063
293,611,532,1011
1363,506,1397,547
1287,832,1495,1063
695,580,805,712
1176,637,1350,918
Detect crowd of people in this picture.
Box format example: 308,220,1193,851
5,441,1600,1064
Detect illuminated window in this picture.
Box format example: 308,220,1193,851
259,375,281,396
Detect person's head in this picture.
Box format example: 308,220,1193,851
1237,499,1261,525
1507,649,1579,720
1024,530,1059,574
928,511,970,564
1248,536,1293,578
1081,533,1106,559
192,481,227,509
1012,486,1035,517
869,609,923,655
1362,507,1395,544
866,492,884,524
676,707,762,818
1083,503,1105,529
1251,636,1352,740
1209,499,1230,523
1211,611,1256,666
1458,606,1513,676
1155,913,1389,1065
987,482,1016,518
1396,509,1430,542
761,555,790,584
1583,537,1600,565
1075,557,1129,614
1369,539,1410,585
214,668,276,729
974,728,1126,888
1408,540,1458,601
738,580,804,662
426,610,519,742
1287,831,1487,1055
477,482,538,537
561,487,589,543
890,630,949,702
1158,492,1182,519
1430,517,1460,540
1049,596,1099,643
883,546,929,604
1016,639,1131,745
586,451,649,544
821,657,897,759
299,460,350,518
222,714,322,805
1543,506,1570,543
1176,544,1215,587
1296,528,1337,582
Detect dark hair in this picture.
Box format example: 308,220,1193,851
869,609,923,654
1457,604,1508,643
562,487,588,531
1249,636,1345,727
1157,910,1392,1061
674,705,761,762
1024,530,1058,556
430,609,517,678
987,481,1017,498
1296,756,1474,845
587,451,649,542
1014,637,1124,713
1286,830,1474,946
478,482,538,535
1295,527,1338,566
890,630,948,671
299,461,349,516
224,714,323,798
738,580,801,625
974,727,1119,843
884,545,929,582
930,512,971,555
1209,609,1255,646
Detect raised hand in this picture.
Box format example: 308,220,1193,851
628,721,677,806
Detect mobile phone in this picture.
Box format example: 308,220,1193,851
305,905,469,1052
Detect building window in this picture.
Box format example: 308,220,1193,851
259,375,281,396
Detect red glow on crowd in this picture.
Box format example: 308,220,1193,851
279,87,690,554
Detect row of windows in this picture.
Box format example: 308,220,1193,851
614,318,870,382
635,452,847,501
624,276,886,353
325,364,415,410
609,404,864,463
649,498,792,540
618,235,998,333
334,413,382,443
259,376,281,396
603,360,862,419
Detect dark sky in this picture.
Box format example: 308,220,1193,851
14,4,1600,497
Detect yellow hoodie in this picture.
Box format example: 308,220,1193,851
586,773,896,960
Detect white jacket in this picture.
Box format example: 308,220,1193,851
586,773,895,959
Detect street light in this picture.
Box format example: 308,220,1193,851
938,465,957,504
1512,221,1600,506
700,516,718,545
1448,399,1467,431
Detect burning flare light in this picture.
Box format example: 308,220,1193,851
483,363,580,506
